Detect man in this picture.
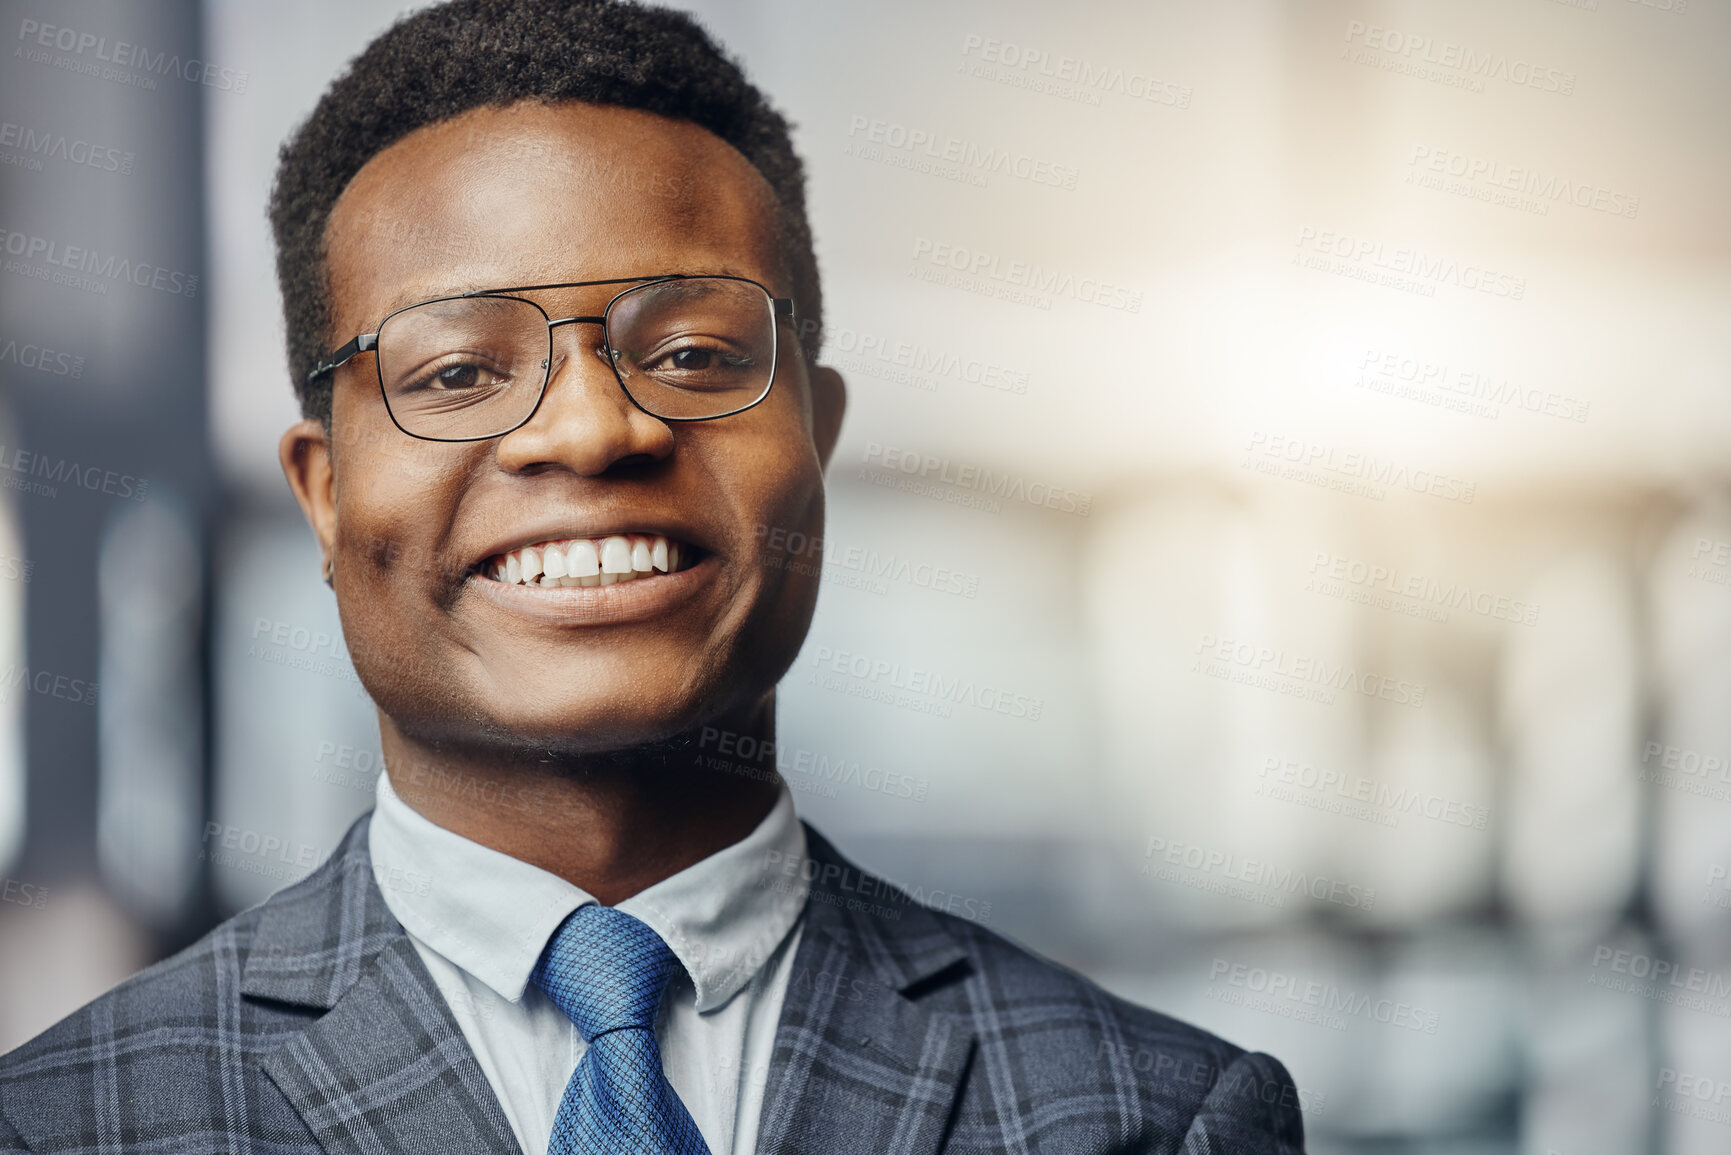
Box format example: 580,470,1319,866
0,1,1304,1151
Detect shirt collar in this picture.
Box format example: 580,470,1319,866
368,766,808,1014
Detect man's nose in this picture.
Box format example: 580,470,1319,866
492,325,674,474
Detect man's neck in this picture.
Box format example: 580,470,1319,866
377,705,782,905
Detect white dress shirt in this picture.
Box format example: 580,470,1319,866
367,767,809,1155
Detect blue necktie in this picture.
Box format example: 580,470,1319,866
530,904,713,1155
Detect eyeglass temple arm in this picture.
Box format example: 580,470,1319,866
307,332,378,384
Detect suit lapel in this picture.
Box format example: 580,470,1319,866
242,815,522,1155
755,826,975,1155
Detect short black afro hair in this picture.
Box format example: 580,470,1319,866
268,0,823,423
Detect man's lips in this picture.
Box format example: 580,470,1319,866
477,531,703,589
464,546,716,627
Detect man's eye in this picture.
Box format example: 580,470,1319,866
669,347,722,371
404,361,503,392
643,344,753,377
431,362,487,390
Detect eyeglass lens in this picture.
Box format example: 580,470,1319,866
374,277,777,440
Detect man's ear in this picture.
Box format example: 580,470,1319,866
279,418,337,567
809,365,846,470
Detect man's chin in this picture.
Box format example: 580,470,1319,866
383,699,725,765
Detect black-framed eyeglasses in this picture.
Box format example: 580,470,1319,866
306,274,797,442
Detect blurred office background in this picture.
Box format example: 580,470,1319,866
2,0,1728,1150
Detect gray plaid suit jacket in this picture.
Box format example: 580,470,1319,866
0,814,1304,1153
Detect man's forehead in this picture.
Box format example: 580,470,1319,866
324,101,785,320
383,103,730,194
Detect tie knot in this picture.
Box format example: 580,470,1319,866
531,905,682,1040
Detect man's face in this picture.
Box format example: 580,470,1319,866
282,101,844,756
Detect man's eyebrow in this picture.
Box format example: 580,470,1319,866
376,283,482,314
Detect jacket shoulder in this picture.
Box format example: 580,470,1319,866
796,825,1305,1152
1,898,266,1062
920,913,1305,1152
939,911,1242,1077
0,817,381,1152
0,904,308,1145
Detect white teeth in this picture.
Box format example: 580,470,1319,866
489,533,686,588
568,540,600,577
600,536,633,574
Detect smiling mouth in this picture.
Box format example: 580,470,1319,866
479,533,700,588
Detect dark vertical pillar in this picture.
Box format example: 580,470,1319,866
0,0,212,936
